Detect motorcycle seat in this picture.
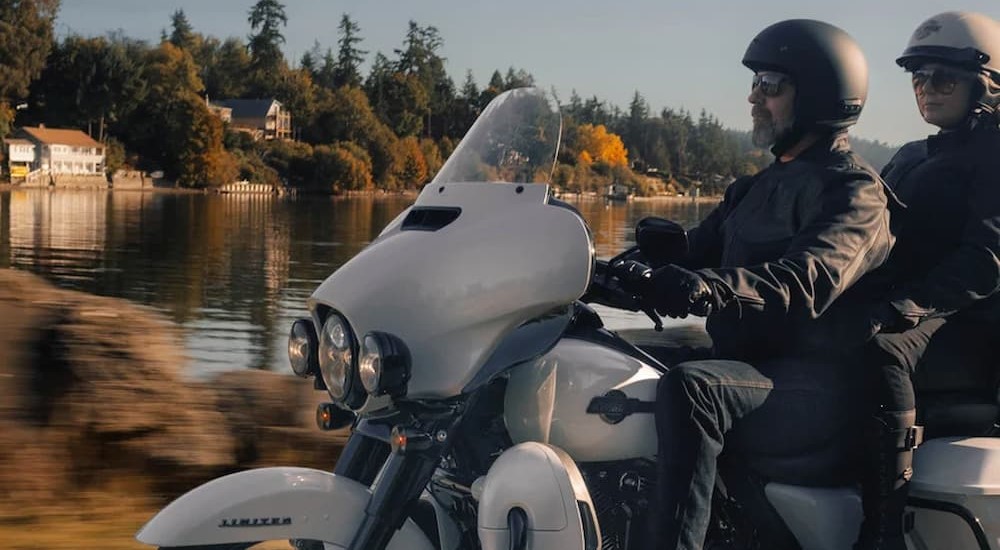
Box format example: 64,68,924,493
735,430,860,487
743,392,1000,488
917,391,998,440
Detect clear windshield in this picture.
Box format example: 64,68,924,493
433,87,562,185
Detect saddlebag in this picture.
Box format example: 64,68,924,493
907,437,1000,550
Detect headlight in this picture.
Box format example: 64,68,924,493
358,334,382,393
287,319,318,377
318,313,355,402
359,332,410,397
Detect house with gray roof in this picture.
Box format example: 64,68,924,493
210,99,291,141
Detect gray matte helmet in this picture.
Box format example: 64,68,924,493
897,11,1000,114
743,19,868,130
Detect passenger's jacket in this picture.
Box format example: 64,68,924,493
877,123,1000,324
682,132,896,360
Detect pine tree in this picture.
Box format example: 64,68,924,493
246,0,288,94
169,9,196,51
334,14,366,88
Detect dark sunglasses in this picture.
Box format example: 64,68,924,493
751,73,792,97
911,68,975,95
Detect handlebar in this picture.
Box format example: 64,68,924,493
581,250,663,332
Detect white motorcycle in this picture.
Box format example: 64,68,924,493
137,87,1000,550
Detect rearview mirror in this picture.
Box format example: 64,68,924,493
635,217,688,267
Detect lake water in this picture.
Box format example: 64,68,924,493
0,189,713,378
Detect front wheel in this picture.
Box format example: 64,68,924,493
159,544,257,550
157,542,259,550
160,542,323,550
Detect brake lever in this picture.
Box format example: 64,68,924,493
607,258,664,332
641,304,663,332
607,245,641,268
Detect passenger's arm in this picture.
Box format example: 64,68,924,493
886,156,1000,322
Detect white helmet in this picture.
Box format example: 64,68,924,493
896,11,1000,115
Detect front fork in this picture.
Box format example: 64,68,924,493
334,424,391,484
335,412,462,550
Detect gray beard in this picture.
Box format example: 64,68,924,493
752,117,794,148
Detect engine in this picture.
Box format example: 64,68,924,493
579,460,656,550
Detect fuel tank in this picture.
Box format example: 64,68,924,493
504,337,660,462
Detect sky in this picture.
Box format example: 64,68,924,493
56,0,1000,146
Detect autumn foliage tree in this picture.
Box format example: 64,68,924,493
394,136,428,187
136,42,236,187
172,94,238,187
575,124,628,167
312,142,373,193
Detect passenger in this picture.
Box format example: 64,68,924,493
643,19,896,550
853,12,1000,550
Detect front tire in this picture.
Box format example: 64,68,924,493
158,540,328,550
159,544,257,550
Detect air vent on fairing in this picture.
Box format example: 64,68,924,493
401,207,462,231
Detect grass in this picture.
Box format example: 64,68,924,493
0,491,167,550
0,437,348,550
0,491,293,550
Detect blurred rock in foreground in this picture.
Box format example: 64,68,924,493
0,269,345,509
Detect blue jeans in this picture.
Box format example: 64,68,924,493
652,357,863,550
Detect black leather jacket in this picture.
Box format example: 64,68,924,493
682,133,896,360
877,124,1000,324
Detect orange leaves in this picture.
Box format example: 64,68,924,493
574,124,628,167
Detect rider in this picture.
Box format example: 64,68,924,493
853,12,1000,550
643,20,896,550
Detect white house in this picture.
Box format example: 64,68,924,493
12,126,105,178
6,138,36,180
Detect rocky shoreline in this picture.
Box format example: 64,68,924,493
0,268,346,511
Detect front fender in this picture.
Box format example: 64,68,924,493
478,442,601,550
136,467,433,549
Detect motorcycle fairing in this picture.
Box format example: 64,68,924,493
478,442,601,550
462,306,573,393
135,467,433,549
309,182,594,400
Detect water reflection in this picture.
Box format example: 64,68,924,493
0,190,713,377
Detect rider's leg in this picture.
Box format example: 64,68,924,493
853,320,943,550
651,357,857,550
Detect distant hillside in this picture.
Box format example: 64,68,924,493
850,136,899,172
724,130,899,173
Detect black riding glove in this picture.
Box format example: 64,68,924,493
613,259,654,294
649,264,723,318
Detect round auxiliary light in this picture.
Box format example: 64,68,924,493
359,332,411,397
318,313,354,402
359,334,383,393
287,319,318,377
